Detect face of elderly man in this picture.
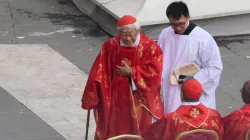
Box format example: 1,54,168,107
119,26,138,46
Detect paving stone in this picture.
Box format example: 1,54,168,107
0,87,66,140
0,44,92,140
216,87,243,117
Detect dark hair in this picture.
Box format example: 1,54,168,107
182,93,199,102
241,81,250,104
166,1,189,19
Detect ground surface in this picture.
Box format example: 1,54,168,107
0,0,250,140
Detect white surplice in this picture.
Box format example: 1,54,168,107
158,26,223,114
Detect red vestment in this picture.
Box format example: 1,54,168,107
81,33,164,140
142,104,224,140
223,104,250,140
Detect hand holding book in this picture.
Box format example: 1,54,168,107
170,62,200,85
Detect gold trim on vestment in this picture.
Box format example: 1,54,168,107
175,110,211,128
129,86,141,135
140,102,160,119
245,129,250,140
175,129,219,140
107,134,143,140
239,109,250,122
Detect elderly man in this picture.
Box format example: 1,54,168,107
159,1,223,114
142,79,224,140
81,15,164,140
223,80,250,140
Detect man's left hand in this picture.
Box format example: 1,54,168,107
116,61,132,77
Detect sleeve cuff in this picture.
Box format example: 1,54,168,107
130,67,137,91
131,75,137,91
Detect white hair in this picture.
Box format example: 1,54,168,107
117,21,141,32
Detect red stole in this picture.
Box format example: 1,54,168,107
107,38,143,137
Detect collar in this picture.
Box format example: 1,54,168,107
175,103,210,128
120,33,140,47
174,22,197,35
181,101,201,106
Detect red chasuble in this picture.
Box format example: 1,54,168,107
142,104,224,140
81,33,164,140
223,104,250,140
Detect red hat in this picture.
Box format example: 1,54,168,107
117,15,137,26
183,79,202,99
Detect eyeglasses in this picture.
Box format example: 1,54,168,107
120,32,137,38
170,19,188,27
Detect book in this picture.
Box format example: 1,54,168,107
170,62,200,85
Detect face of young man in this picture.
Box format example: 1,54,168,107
169,15,190,34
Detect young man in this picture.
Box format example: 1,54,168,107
223,80,250,140
159,1,223,114
142,79,224,140
81,15,164,140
